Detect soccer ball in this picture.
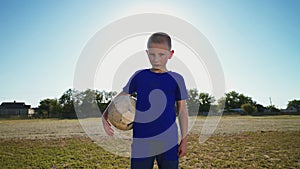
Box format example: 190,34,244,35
107,95,136,130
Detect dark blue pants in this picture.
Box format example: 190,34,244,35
131,134,179,169
131,153,178,169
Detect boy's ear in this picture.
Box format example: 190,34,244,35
145,50,149,55
169,50,174,59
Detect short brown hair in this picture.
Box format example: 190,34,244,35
147,32,172,50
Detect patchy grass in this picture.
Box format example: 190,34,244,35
0,116,299,168
182,131,300,169
0,137,129,169
0,131,299,168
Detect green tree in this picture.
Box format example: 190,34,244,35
225,91,256,111
95,90,104,104
238,94,256,106
80,89,101,117
241,103,257,115
287,99,300,111
199,92,215,113
95,90,107,113
225,91,239,111
267,105,280,112
255,104,266,112
103,91,117,103
38,98,61,118
186,89,215,115
186,89,199,116
59,89,77,118
217,97,226,111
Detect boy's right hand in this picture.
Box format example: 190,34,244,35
102,111,114,136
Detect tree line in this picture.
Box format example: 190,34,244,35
35,88,300,118
36,89,116,118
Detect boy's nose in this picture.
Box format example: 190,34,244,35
153,56,159,62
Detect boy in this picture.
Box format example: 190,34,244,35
102,32,188,169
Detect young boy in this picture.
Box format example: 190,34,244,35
102,32,189,169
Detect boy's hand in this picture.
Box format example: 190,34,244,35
102,111,114,136
178,138,187,158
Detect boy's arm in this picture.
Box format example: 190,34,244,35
102,91,131,136
177,99,188,158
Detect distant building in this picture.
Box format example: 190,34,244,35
0,101,35,117
281,106,298,113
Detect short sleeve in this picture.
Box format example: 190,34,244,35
122,70,141,94
175,74,188,101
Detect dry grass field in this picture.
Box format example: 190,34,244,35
0,115,299,168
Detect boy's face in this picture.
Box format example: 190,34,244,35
146,42,174,70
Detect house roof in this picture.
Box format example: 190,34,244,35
288,105,298,110
0,101,31,109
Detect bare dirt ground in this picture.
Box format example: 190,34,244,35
0,115,299,139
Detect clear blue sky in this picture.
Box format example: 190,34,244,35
0,0,299,108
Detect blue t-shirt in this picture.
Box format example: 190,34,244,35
123,69,188,159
